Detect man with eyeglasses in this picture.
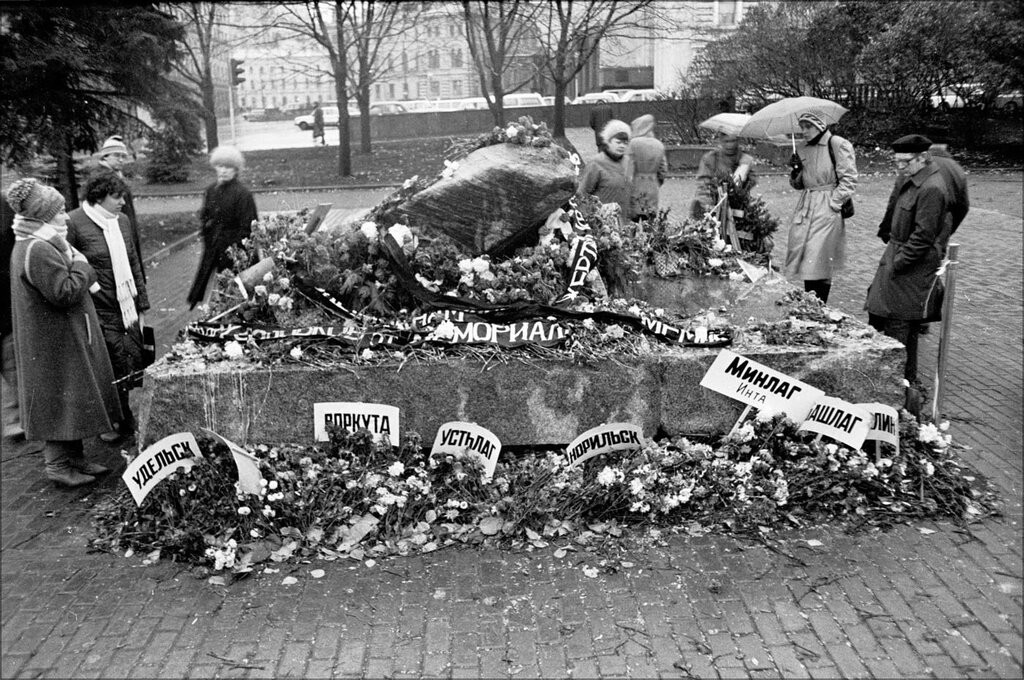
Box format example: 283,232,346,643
865,134,954,415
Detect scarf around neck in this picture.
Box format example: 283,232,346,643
83,201,138,328
11,215,74,259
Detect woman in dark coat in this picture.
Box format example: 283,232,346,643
187,145,258,309
579,119,633,219
67,174,149,439
6,178,121,487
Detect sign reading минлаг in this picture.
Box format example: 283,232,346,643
122,432,201,506
856,402,900,454
798,397,871,449
314,402,400,445
430,421,502,480
566,423,644,468
700,349,824,421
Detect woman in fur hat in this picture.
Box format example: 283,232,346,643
579,119,633,219
67,174,150,441
6,178,121,487
186,146,258,309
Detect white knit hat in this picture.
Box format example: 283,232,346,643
98,135,129,158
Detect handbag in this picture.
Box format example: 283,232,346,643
827,136,855,218
141,325,156,367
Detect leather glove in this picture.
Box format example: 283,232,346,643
789,153,803,181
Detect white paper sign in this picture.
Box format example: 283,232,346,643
857,402,900,454
700,349,824,421
565,423,644,468
314,402,399,445
798,397,871,449
200,427,264,495
122,432,201,506
430,421,502,481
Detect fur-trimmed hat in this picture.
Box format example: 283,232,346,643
209,145,245,171
5,178,65,223
892,134,933,154
600,119,631,144
98,135,129,158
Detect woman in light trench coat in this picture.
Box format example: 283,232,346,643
784,111,857,304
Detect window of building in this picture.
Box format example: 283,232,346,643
717,0,738,26
389,83,396,98
402,51,408,74
430,80,440,97
451,49,462,68
375,84,381,99
452,80,462,96
428,50,440,69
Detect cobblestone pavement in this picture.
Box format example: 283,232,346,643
1,164,1021,678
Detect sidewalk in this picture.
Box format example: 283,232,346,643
1,173,1020,678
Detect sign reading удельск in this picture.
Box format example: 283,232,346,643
122,432,201,506
857,402,900,454
565,423,644,468
314,402,400,445
430,421,502,480
699,349,824,421
798,397,871,449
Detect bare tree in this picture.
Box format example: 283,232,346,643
167,3,229,150
458,1,543,127
276,0,356,177
533,0,658,138
344,1,407,153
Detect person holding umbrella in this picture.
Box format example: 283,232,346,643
784,111,857,303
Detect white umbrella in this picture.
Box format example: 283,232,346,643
739,96,848,152
698,112,752,137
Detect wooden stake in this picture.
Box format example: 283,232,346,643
730,405,753,434
931,244,959,422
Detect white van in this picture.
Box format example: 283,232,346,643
617,89,663,103
503,92,544,108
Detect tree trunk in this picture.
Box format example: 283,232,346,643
359,57,372,154
200,74,219,150
335,12,351,177
56,131,79,209
553,79,568,138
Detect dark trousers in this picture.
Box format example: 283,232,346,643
868,313,923,383
804,279,832,304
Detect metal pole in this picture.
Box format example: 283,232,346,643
931,243,959,421
228,81,237,146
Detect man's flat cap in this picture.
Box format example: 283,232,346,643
892,134,933,153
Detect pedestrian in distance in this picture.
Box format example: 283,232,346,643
589,102,614,153
312,102,326,146
5,178,120,488
84,135,145,283
866,134,954,414
1,195,43,452
186,146,258,310
579,119,632,219
691,130,756,219
784,111,857,304
67,174,149,442
626,114,668,222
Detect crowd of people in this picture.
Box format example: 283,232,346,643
2,113,967,486
2,139,257,488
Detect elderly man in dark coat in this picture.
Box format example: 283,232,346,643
187,146,258,309
878,142,969,244
866,135,954,411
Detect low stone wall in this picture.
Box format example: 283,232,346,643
137,276,904,448
665,145,713,171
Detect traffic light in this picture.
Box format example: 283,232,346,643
230,58,245,87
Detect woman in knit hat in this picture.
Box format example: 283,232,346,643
783,110,858,304
5,178,122,487
579,119,633,219
67,174,150,442
186,145,258,309
626,114,668,221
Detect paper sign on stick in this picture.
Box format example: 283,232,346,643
122,432,201,506
737,259,769,283
565,423,644,468
430,421,502,481
798,397,871,449
856,402,900,454
200,427,264,495
314,402,399,445
700,349,824,421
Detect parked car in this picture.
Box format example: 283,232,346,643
994,90,1022,112
294,105,339,130
242,108,266,121
368,101,408,115
503,92,545,108
930,83,985,111
541,96,572,107
616,88,663,103
570,91,619,105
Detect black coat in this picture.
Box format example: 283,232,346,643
1,196,14,338
83,164,144,282
187,177,258,307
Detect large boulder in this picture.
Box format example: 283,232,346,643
379,143,578,256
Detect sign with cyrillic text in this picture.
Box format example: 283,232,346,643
798,397,871,449
200,427,264,495
430,421,502,481
857,402,900,454
700,350,823,421
566,423,644,468
122,432,200,506
314,402,399,445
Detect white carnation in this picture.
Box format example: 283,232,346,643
360,221,378,240
224,341,244,359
